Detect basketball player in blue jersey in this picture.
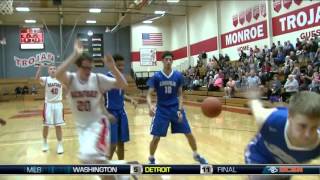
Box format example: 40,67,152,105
246,91,320,180
147,51,207,164
105,54,138,160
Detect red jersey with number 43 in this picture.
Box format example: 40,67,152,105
66,72,116,127
40,76,63,103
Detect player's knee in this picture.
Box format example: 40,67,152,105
152,136,161,142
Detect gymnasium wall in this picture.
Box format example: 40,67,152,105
130,0,319,72
220,0,269,60
271,0,320,44
187,0,218,63
131,17,171,72
0,25,131,78
131,0,219,72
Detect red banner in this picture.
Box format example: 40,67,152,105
272,2,320,36
260,2,266,17
221,21,268,48
283,0,293,9
273,0,282,13
253,5,260,20
233,14,239,27
246,8,252,23
239,11,246,25
294,0,302,5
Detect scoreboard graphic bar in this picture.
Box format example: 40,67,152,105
0,165,318,175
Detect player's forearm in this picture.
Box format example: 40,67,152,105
146,91,153,109
109,67,128,89
178,88,183,110
35,66,42,80
56,52,79,83
124,94,133,102
178,95,183,110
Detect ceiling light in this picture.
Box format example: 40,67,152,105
25,19,36,23
167,0,179,3
89,8,101,13
87,30,93,36
143,20,153,24
154,10,165,15
86,20,96,24
16,7,30,12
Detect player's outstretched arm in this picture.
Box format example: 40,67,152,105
247,89,277,128
124,94,138,108
103,55,128,89
56,39,83,86
35,65,45,86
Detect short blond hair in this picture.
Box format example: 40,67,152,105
288,91,320,119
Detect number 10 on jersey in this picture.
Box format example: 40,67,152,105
164,86,172,94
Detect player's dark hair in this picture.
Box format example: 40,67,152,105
75,53,93,67
161,51,173,59
113,54,124,62
288,91,320,119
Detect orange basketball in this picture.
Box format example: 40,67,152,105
201,97,222,118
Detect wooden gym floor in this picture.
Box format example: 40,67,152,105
0,100,319,180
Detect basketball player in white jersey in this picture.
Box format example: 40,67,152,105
56,40,129,180
35,64,64,154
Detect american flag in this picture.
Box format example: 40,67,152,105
142,33,163,46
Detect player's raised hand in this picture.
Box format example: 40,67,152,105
103,54,116,70
0,118,6,126
149,105,156,117
74,39,84,55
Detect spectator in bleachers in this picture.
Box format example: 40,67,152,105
225,54,230,62
207,75,215,91
224,77,236,98
289,51,298,61
212,73,224,91
284,56,294,76
283,74,299,102
271,42,276,52
263,45,269,54
267,74,282,103
199,63,207,80
240,72,249,90
206,59,214,71
300,64,314,90
247,70,262,89
218,54,224,63
310,72,320,93
239,49,247,62
276,41,283,51
192,76,201,90
274,48,285,65
284,41,291,56
288,40,294,52
296,38,302,51
292,62,301,82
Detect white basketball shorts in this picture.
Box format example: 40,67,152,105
43,102,65,127
77,117,111,162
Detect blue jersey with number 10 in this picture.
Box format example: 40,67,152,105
147,70,184,106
